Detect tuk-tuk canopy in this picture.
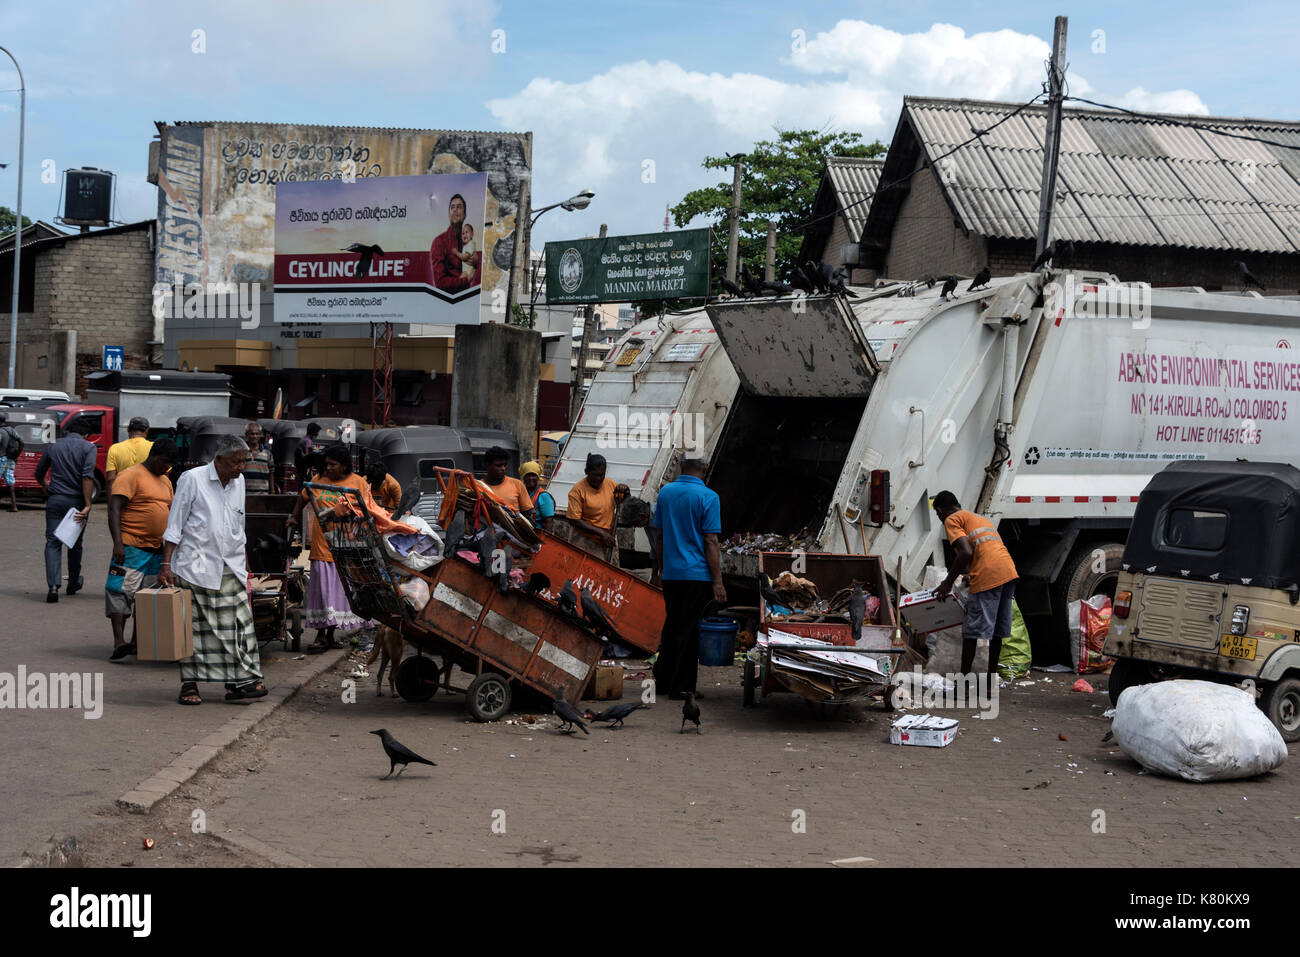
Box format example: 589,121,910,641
1124,460,1300,591
176,416,258,465
355,426,474,489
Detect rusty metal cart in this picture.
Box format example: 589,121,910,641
246,493,306,650
305,482,620,721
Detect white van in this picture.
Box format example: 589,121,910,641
0,388,71,407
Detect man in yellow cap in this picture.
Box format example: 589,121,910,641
518,460,554,532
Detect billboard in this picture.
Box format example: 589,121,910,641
273,173,487,325
544,228,711,304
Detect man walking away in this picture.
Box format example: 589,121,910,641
159,434,266,706
932,491,1019,681
105,417,152,494
243,421,276,494
106,439,179,661
0,411,22,512
650,452,726,699
35,416,97,602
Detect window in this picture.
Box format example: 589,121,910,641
417,458,456,478
1163,508,1228,551
331,377,356,404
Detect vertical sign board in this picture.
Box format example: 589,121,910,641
543,228,711,304
102,346,124,371
274,173,488,325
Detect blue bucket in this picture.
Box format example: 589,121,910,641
698,617,739,667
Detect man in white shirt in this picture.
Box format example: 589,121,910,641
159,434,266,706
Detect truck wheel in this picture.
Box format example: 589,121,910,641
1048,542,1125,665
1107,657,1151,706
1261,677,1300,743
91,474,104,504
465,673,512,722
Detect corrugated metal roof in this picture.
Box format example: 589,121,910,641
902,96,1300,253
824,157,883,242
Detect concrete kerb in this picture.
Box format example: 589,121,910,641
115,649,347,814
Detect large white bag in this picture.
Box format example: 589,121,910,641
1112,680,1287,782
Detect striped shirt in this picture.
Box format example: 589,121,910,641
943,509,1018,593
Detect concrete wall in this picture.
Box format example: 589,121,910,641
450,322,540,453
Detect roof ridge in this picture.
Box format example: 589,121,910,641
902,94,1300,130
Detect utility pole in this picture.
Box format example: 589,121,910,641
569,223,607,426
2,46,26,389
764,221,776,282
725,153,745,285
1035,16,1068,261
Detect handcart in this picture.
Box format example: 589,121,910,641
743,551,906,712
246,493,307,650
305,479,641,721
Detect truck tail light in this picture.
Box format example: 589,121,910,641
868,469,890,526
1113,591,1132,619
1230,605,1250,635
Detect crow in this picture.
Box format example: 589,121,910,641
553,692,590,734
796,262,823,294
392,482,421,520
557,579,579,617
720,277,746,299
757,573,783,609
586,701,645,728
522,572,550,597
1234,260,1266,292
681,691,701,733
741,266,764,297
968,266,991,292
443,510,467,556
1031,239,1074,272
805,260,833,294
477,524,499,577
788,268,814,295
370,728,436,779
342,243,384,278
760,278,793,297
580,586,623,640
829,267,859,298
940,275,958,300
849,583,866,643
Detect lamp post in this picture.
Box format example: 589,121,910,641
1,46,25,389
506,188,593,326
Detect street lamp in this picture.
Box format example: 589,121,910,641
506,189,594,324
1,46,25,389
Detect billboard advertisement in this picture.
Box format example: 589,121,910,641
543,228,711,304
273,172,488,325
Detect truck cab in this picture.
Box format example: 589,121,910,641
42,404,117,501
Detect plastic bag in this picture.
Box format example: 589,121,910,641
397,577,431,612
383,514,443,572
1112,680,1286,782
1069,594,1113,674
997,600,1032,679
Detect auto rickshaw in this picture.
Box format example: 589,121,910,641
173,416,254,466
259,418,307,490
459,427,521,478
354,426,474,528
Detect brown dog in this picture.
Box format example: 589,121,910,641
365,624,406,697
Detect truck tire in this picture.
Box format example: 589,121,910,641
91,474,104,504
1261,677,1300,743
1107,657,1150,706
1046,542,1125,666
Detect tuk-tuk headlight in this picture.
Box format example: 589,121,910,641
1230,605,1250,635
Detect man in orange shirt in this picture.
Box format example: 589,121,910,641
567,453,628,563
479,447,531,516
106,439,179,661
366,461,403,512
932,490,1018,679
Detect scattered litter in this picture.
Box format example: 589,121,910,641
348,668,370,679
1072,678,1095,693
992,737,1002,743
1058,733,1068,741
141,838,154,850
1103,708,1117,719
830,857,878,867
1038,664,1073,673
508,754,516,759
890,714,958,748
1018,680,1036,686
1105,770,1115,775
293,655,306,660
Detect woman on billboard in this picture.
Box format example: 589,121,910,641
430,193,482,291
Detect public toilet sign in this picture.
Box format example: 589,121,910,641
544,228,711,304
102,346,124,371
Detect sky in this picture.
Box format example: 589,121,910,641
1,0,1297,249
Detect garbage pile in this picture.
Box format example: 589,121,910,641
757,628,891,701
722,530,822,555
762,571,882,627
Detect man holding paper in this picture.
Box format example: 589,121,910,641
35,417,97,603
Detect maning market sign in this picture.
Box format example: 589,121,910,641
543,228,711,304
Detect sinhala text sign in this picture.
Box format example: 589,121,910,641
274,172,487,324
544,228,710,304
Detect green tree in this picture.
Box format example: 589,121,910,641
0,206,32,236
670,128,886,300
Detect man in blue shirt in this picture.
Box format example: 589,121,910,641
650,452,726,699
35,417,98,602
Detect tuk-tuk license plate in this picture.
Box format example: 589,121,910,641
1219,634,1258,660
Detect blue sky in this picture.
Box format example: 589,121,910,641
1,0,1296,247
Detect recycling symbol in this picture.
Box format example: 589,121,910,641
1024,447,1041,466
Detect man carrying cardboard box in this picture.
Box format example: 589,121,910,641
159,435,266,706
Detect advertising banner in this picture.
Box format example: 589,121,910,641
544,228,711,304
274,173,487,324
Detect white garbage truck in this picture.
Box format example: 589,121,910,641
552,271,1300,655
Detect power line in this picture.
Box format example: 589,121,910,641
1062,96,1300,152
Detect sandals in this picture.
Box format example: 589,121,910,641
178,682,202,706
225,681,268,701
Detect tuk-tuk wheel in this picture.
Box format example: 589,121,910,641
466,673,512,722
1106,657,1151,707
742,659,756,707
1261,677,1300,743
395,655,439,703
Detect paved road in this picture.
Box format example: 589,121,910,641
0,507,317,865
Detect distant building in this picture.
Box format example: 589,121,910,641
798,156,883,284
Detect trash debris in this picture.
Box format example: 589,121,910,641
723,530,821,556
1072,678,1095,693
1038,664,1073,673
1058,733,1068,741
992,736,1002,743
141,838,155,850
1103,708,1116,719
890,714,958,748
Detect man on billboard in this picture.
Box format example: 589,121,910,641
430,193,482,292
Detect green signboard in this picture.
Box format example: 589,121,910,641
544,228,711,304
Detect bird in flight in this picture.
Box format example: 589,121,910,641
342,242,384,277
370,728,437,779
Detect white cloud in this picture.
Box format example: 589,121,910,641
1117,86,1210,116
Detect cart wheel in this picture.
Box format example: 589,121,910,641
743,658,756,708
465,673,512,722
289,607,304,652
395,655,439,702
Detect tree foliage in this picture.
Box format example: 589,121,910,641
0,206,33,236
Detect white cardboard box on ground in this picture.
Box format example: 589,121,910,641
890,713,959,748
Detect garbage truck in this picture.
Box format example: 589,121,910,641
551,270,1300,654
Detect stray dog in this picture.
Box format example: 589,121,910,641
365,624,407,696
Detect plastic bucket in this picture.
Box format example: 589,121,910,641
698,617,739,666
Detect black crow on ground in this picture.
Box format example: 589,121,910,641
1234,260,1266,291
553,692,590,734
681,691,701,734
342,243,384,278
757,573,783,609
586,702,645,728
968,266,991,292
370,729,436,779
940,275,958,300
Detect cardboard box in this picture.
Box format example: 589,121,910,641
582,661,624,701
899,590,965,634
890,713,958,748
135,588,194,661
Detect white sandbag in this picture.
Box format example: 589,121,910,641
383,514,443,572
1112,680,1286,782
